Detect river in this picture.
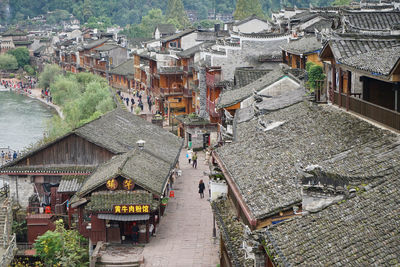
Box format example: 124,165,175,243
0,90,55,152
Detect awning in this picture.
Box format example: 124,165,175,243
98,214,150,221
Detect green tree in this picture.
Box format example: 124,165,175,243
234,0,265,20
331,0,350,6
24,65,35,76
307,62,325,89
166,0,191,29
122,9,165,38
34,219,88,267
0,54,18,70
39,64,63,89
7,47,30,68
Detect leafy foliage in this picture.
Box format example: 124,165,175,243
307,62,325,89
166,0,191,29
0,54,18,71
7,47,30,68
331,0,351,6
121,9,165,38
39,64,63,89
3,0,339,27
38,65,115,139
234,0,264,20
34,219,89,267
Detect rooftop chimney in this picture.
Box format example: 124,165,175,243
136,140,146,150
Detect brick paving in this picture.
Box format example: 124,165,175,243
142,151,219,267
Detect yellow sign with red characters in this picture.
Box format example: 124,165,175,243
113,204,150,214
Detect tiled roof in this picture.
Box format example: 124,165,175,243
216,102,400,220
176,42,214,58
175,114,211,126
156,24,176,35
84,38,109,50
343,11,400,31
340,46,400,76
234,68,272,88
76,144,178,197
1,108,182,172
57,175,87,193
94,43,119,51
86,190,160,212
212,199,254,267
280,36,322,55
326,35,400,62
109,59,134,76
263,166,400,266
233,15,269,26
161,29,196,43
75,108,182,157
217,68,287,108
303,19,333,33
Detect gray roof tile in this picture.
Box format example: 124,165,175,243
280,36,322,55
216,102,400,220
264,166,400,266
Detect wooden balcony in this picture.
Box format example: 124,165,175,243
160,87,183,96
334,92,400,131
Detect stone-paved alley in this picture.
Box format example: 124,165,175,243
142,151,219,267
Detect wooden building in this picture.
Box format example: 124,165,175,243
211,91,400,266
319,34,400,131
109,59,135,91
0,108,182,246
281,36,323,69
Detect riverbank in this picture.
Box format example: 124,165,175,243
1,79,63,119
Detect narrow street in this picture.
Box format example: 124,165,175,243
142,151,219,267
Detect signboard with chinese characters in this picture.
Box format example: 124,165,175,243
113,204,150,214
106,178,118,190
123,179,135,191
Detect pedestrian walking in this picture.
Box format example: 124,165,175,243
192,152,198,168
187,149,193,164
198,179,205,199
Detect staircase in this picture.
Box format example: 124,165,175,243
92,243,144,267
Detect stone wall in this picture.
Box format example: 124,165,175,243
211,38,287,81
1,175,34,208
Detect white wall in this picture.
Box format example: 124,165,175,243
241,77,300,108
1,175,34,208
181,32,201,50
233,19,271,33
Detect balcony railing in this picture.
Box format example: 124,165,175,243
157,66,184,74
334,92,400,131
160,87,184,96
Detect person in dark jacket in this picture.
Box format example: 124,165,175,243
131,222,139,244
198,179,205,199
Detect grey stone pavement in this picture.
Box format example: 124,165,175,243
142,151,219,267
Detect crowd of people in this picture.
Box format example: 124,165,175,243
1,77,37,94
117,89,155,114
41,88,52,103
0,150,18,165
